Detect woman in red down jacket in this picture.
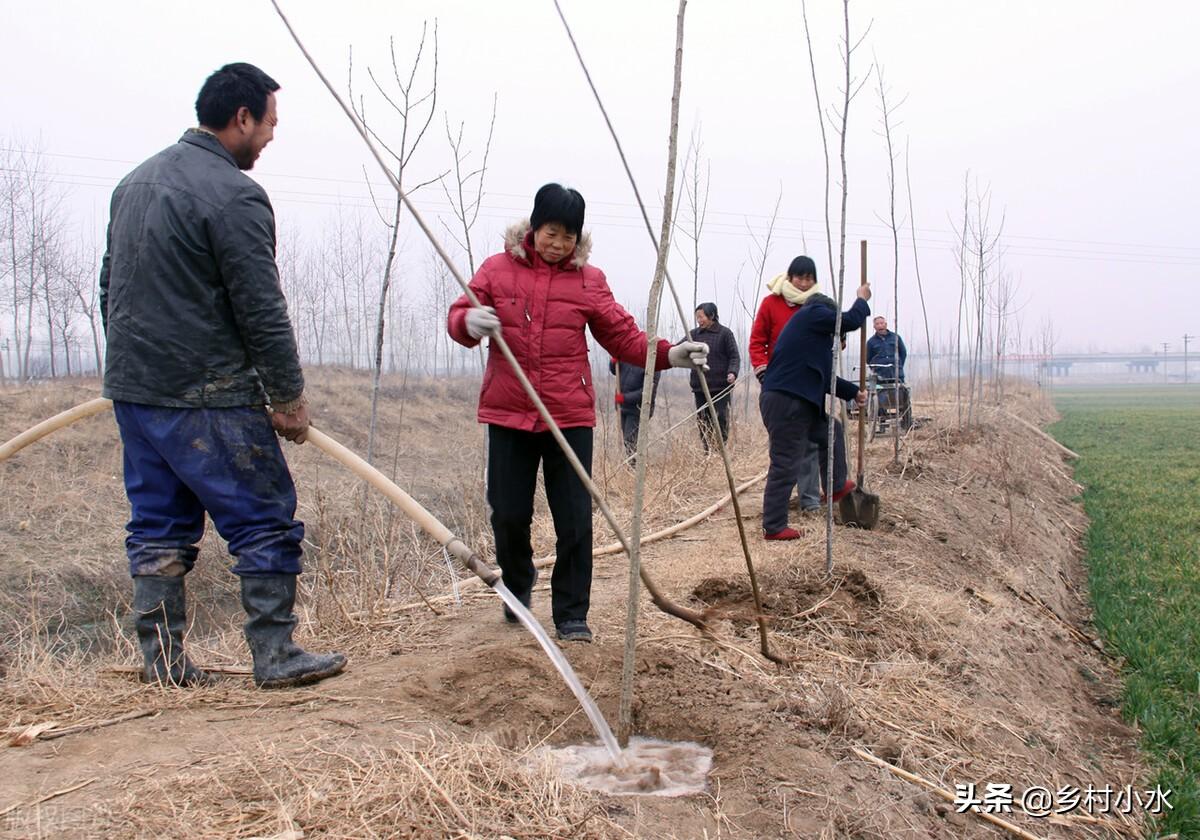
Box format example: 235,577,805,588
447,183,707,643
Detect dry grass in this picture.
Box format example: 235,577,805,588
13,728,624,839
0,372,1148,838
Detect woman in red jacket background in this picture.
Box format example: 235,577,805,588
448,183,707,642
748,256,824,513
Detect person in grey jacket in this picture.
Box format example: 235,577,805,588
689,302,741,452
100,63,345,688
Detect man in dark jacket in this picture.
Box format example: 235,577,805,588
866,316,911,424
866,316,906,382
690,302,740,452
609,358,660,458
759,284,871,539
100,63,345,688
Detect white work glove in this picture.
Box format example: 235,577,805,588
668,340,709,371
465,306,501,340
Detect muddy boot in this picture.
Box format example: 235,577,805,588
241,575,346,689
133,576,211,687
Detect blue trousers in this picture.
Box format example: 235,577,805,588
114,402,304,578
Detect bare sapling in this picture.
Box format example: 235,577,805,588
956,180,1004,426
813,0,873,574
552,0,787,669
903,139,935,393
616,0,690,746
874,61,906,464
349,25,443,463
800,1,837,290
738,189,782,418
673,126,710,315
953,173,969,427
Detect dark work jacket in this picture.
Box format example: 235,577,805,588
608,358,660,416
688,322,740,393
99,130,303,407
762,295,870,415
866,330,907,381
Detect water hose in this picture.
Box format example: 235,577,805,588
0,398,500,589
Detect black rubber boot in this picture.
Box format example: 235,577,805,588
133,576,211,687
241,575,346,689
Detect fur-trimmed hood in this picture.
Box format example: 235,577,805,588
503,219,593,269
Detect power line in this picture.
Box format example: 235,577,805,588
7,169,1200,271
4,146,1200,255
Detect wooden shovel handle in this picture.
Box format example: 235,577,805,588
857,240,867,484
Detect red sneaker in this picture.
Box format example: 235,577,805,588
764,527,803,541
819,480,857,505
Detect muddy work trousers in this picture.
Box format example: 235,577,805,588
487,424,593,625
759,390,847,534
114,402,304,578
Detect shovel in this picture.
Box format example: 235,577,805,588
839,240,881,529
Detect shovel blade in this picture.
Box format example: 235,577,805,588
839,487,881,530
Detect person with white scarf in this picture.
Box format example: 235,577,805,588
748,256,824,512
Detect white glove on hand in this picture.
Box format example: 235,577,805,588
668,340,709,371
465,306,501,340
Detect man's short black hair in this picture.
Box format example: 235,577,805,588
530,183,586,237
195,63,280,130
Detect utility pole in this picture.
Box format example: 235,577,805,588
1162,342,1170,383
1185,334,1195,385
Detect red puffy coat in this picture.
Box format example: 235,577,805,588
448,221,671,432
748,293,802,368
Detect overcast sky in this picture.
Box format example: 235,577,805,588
2,0,1197,354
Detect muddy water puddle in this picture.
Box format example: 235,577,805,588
540,737,713,796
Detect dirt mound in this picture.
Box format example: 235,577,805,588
0,376,1146,838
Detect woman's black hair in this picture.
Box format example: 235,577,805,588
787,255,817,280
529,183,586,237
696,302,719,321
196,63,280,130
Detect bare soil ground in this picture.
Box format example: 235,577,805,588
0,372,1144,838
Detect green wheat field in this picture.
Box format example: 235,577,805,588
1052,385,1200,837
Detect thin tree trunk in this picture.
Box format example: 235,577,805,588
366,195,403,464
621,0,688,747
904,140,935,392
824,0,856,576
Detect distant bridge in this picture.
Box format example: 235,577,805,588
996,352,1192,376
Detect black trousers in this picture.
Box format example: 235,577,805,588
759,390,847,534
487,425,593,624
694,390,731,451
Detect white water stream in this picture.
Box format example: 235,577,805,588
493,581,624,765
492,582,714,795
